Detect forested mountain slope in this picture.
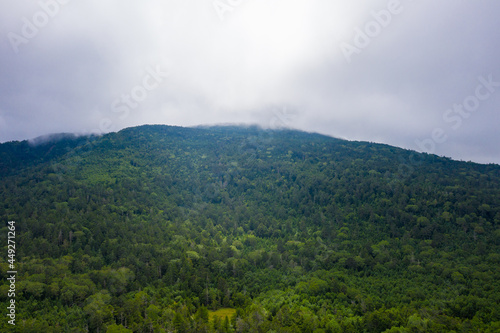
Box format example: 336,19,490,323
1,125,499,332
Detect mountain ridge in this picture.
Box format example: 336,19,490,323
0,124,499,332
2,124,498,178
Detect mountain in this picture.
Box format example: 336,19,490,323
0,133,100,177
1,124,499,332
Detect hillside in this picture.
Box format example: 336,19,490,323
1,124,499,332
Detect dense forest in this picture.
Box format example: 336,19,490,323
0,124,499,332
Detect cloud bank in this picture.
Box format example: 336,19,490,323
1,0,499,163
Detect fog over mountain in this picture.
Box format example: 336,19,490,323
1,1,499,164
0,124,499,331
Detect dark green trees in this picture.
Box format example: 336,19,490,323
0,125,499,331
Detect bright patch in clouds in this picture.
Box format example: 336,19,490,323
0,0,499,164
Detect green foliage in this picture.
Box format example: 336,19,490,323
0,124,499,332
106,323,133,332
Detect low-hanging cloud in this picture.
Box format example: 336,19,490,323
1,0,499,164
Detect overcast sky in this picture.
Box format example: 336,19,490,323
1,0,499,164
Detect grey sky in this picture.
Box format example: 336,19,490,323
1,0,499,164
